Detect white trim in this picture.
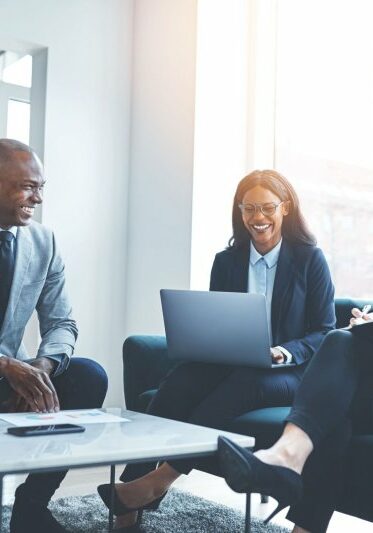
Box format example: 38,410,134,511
246,0,278,170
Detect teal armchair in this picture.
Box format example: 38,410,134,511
123,298,373,523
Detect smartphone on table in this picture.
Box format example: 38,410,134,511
7,424,85,437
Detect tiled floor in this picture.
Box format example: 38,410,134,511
3,467,372,532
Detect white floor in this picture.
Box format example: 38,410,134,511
3,467,372,532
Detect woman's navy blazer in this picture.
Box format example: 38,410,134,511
209,239,336,365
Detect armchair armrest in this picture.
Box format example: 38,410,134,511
122,335,176,411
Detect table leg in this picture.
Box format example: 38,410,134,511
0,476,3,533
108,465,115,532
244,493,251,533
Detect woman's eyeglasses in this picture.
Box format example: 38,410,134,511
238,202,284,217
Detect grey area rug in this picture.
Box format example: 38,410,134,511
2,489,290,533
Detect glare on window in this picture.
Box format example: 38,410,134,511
2,54,32,88
7,99,30,145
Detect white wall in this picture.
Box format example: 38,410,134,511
191,0,251,290
124,0,197,336
0,0,134,407
0,0,198,405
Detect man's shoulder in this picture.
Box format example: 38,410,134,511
20,221,54,242
18,221,58,260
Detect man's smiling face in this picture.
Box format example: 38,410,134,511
0,150,44,228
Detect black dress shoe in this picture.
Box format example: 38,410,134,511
146,491,167,511
10,499,68,533
218,436,303,523
97,483,138,515
97,483,166,516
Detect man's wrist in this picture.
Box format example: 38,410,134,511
32,357,57,376
39,354,69,377
0,356,10,377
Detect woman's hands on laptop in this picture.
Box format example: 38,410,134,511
270,347,285,364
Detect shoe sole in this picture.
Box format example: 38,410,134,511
218,438,254,493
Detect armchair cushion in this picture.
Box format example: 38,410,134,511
123,335,174,411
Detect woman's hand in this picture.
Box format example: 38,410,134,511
349,307,373,328
270,347,285,364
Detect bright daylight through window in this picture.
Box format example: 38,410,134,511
191,1,373,297
0,52,32,144
275,0,373,298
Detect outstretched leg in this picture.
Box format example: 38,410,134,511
220,330,369,532
114,362,231,528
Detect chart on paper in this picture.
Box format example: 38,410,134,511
0,409,130,427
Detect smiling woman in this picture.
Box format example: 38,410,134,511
230,169,316,254
103,169,336,530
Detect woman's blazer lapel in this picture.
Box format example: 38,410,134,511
271,239,295,344
221,241,296,344
231,247,250,292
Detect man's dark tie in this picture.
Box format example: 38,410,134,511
0,231,15,328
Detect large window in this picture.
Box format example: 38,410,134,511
275,0,373,297
0,52,32,143
190,0,373,297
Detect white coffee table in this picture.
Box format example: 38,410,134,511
0,409,255,532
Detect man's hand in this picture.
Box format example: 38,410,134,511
270,347,285,364
349,308,373,328
0,357,60,413
1,391,33,413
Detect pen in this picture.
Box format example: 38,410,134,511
361,304,371,315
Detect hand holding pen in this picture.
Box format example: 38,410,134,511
349,304,372,328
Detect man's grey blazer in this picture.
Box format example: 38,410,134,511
0,221,78,362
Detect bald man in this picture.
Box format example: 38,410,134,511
0,139,108,533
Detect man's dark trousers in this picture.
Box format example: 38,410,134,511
0,357,108,506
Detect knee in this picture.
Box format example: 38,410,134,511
323,329,353,351
325,329,350,340
68,357,108,401
317,329,357,371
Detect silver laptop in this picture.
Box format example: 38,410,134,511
160,289,291,368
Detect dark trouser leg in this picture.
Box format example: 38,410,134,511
285,330,362,446
284,330,372,532
168,364,304,475
120,362,232,482
20,358,108,505
286,419,352,533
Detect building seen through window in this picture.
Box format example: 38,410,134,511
275,0,373,298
